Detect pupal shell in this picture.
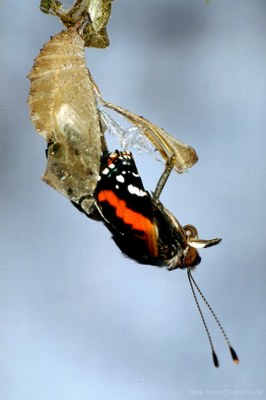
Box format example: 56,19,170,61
28,28,102,211
97,100,198,174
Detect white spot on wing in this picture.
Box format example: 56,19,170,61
102,167,109,175
127,184,147,197
116,175,125,183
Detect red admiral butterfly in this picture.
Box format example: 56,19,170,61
93,150,220,269
86,150,238,367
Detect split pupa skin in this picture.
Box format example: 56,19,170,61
28,28,102,213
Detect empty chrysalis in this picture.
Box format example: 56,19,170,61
28,27,103,214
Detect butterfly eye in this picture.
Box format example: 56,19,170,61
184,246,201,268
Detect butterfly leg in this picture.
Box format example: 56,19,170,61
153,155,176,200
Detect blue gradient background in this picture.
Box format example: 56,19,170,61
1,1,265,399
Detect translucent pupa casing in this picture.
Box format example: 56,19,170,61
28,28,102,213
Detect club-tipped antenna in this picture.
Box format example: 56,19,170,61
187,269,219,367
187,269,239,367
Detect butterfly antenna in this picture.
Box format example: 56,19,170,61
187,269,219,367
187,269,239,366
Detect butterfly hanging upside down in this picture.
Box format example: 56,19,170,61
74,150,239,368
77,150,221,270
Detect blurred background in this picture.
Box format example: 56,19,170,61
1,1,265,399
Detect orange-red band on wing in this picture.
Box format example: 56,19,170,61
98,190,158,257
